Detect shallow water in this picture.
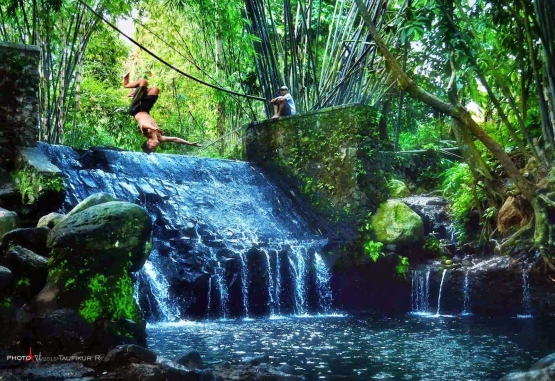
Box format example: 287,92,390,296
147,314,555,380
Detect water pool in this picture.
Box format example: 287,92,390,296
147,314,555,380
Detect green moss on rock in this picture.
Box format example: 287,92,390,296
371,200,424,245
388,179,410,198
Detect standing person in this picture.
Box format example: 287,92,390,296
123,73,201,153
270,85,296,119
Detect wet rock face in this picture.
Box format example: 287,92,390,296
410,253,552,317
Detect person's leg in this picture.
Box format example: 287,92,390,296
272,101,285,119
159,135,201,147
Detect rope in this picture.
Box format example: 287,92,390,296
78,0,267,102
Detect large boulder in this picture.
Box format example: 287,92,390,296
64,192,115,220
371,200,424,245
37,212,64,229
388,179,411,198
33,200,151,342
47,201,152,272
0,208,19,240
30,308,96,356
1,227,50,256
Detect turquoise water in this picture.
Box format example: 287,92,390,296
146,314,555,380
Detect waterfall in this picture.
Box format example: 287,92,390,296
275,251,281,315
462,270,471,315
518,265,533,318
142,261,180,321
262,249,276,316
238,251,250,318
39,144,329,320
314,253,333,313
289,246,307,315
411,269,430,313
435,270,447,316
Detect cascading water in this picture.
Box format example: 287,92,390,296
518,265,533,318
435,270,447,316
411,269,431,313
314,253,333,313
462,270,471,315
142,261,180,321
238,251,250,318
261,249,276,316
289,246,307,315
39,144,333,320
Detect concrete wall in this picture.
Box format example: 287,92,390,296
0,42,40,170
244,104,389,241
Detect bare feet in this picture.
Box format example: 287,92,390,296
272,114,280,119
123,73,130,87
127,88,135,98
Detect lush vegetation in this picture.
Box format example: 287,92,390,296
2,0,555,260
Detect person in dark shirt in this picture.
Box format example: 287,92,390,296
123,73,200,153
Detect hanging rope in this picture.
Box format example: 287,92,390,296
78,0,267,102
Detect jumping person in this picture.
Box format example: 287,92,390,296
270,85,296,119
123,73,201,153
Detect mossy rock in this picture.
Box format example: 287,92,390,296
371,200,424,245
388,179,411,198
37,212,64,229
0,207,19,240
64,192,115,219
47,201,152,272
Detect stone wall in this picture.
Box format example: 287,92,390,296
244,104,390,241
0,42,40,170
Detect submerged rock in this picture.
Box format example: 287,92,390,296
500,352,555,380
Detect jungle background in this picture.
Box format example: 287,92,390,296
1,0,554,257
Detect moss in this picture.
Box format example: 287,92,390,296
78,269,140,323
371,200,424,245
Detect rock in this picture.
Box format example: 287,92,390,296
451,256,461,263
530,353,555,370
174,349,203,369
31,308,96,356
64,192,115,219
0,207,19,240
388,179,411,198
37,212,64,229
277,364,296,375
371,200,424,246
1,227,50,256
47,201,152,272
0,266,14,294
1,245,47,278
499,352,555,380
242,354,270,366
0,363,94,380
104,344,157,366
123,363,165,381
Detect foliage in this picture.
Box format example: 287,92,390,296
423,234,442,257
12,168,65,204
395,255,409,278
364,240,384,262
441,162,486,240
